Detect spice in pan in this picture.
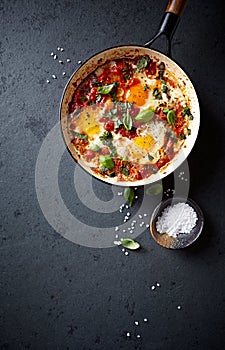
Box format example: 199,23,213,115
156,202,197,237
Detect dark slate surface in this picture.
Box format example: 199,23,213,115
1,0,225,349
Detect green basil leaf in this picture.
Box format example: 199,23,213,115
99,155,114,169
121,238,140,250
146,183,163,196
124,187,134,207
123,111,133,130
91,144,100,151
167,110,176,127
97,83,116,95
136,56,149,71
135,109,155,123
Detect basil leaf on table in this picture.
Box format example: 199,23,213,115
123,187,134,207
99,155,114,169
146,183,163,196
135,109,155,123
121,238,140,250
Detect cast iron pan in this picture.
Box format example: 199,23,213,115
60,0,200,187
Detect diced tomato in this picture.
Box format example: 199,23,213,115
116,126,137,139
104,120,114,132
83,149,96,161
146,61,156,75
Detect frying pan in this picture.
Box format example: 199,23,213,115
60,0,200,187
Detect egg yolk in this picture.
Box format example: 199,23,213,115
133,135,155,150
126,83,148,106
76,107,100,136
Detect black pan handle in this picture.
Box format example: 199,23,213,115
144,0,188,56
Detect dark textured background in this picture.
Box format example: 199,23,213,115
1,0,225,349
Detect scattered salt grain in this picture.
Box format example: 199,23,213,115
156,282,160,287
59,60,63,64
138,214,142,219
66,58,71,62
114,240,121,246
46,79,50,84
50,52,54,56
130,230,133,233
146,224,149,228
57,47,60,51
53,54,57,60
143,213,148,217
115,226,119,231
177,305,182,310
124,251,129,256
134,321,139,326
143,318,148,322
122,248,125,252
156,202,198,237
62,72,66,76
78,60,82,64
52,74,57,79
126,332,130,337
135,195,138,199
60,47,64,52
125,205,129,209
151,285,156,290
115,234,119,239
136,334,141,339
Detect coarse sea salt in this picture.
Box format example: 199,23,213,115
156,202,197,237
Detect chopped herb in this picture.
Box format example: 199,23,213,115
135,109,155,122
180,133,186,140
167,110,176,127
182,106,194,120
99,131,113,142
123,111,133,130
158,62,165,71
88,101,95,106
81,96,87,101
110,145,117,157
99,155,114,169
146,183,163,196
124,187,134,207
187,128,191,135
153,88,162,100
144,84,149,91
121,238,140,250
74,132,88,142
136,56,149,71
161,84,167,93
120,165,130,176
109,171,116,177
158,70,165,82
148,154,154,161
